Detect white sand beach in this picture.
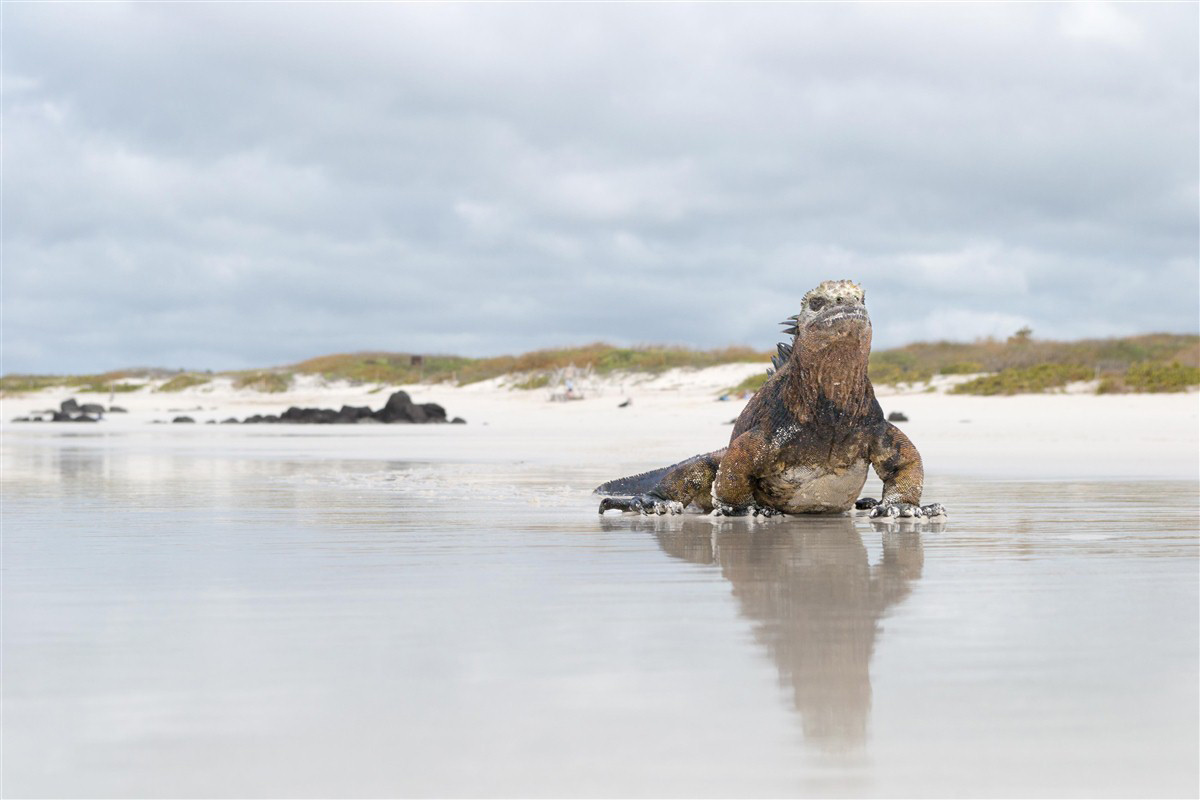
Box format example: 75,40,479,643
5,364,1197,483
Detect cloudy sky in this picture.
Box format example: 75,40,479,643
4,2,1197,374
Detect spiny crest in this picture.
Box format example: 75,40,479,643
766,341,793,376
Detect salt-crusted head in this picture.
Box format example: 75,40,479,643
782,280,868,340
770,279,874,414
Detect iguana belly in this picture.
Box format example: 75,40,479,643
756,460,869,514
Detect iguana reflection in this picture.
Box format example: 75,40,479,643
608,515,927,750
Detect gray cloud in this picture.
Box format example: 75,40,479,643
4,2,1197,373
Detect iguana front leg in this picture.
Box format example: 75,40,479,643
711,429,779,516
866,423,946,518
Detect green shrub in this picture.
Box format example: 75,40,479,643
157,374,211,392
286,345,773,387
869,350,934,385
2,370,150,395
0,375,65,394
512,373,551,390
74,381,142,393
719,371,770,396
938,362,983,375
950,364,1093,395
1120,362,1200,393
232,372,291,393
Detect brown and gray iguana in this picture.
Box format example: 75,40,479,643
596,279,946,519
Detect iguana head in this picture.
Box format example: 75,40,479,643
773,279,874,410
783,279,871,350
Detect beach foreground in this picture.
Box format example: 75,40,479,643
3,368,1198,796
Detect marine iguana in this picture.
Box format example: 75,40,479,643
596,280,946,519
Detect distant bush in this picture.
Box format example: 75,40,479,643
75,381,142,393
1099,362,1200,394
1,375,68,394
871,333,1198,376
286,344,773,387
938,362,983,375
157,374,211,392
950,364,1093,395
232,372,291,393
869,350,934,385
2,370,150,395
720,371,770,396
512,373,551,390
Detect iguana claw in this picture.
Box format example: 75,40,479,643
711,502,782,518
869,502,947,519
921,502,948,518
598,495,685,515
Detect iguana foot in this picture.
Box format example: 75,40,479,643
598,495,685,515
869,501,948,519
711,502,782,517
921,503,948,517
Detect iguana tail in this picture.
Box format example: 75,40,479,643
592,453,715,496
594,463,679,496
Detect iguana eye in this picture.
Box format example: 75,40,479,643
809,297,828,311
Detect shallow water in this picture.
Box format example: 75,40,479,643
3,427,1198,797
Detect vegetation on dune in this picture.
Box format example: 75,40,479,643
868,333,1197,382
949,364,1095,395
868,350,936,386
1096,362,1200,394
874,332,1199,394
287,352,474,386
285,344,773,388
721,372,770,396
231,371,292,393
1,374,83,394
512,373,552,390
1,369,150,395
156,374,212,393
3,334,1196,398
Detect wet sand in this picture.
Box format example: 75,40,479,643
2,394,1198,797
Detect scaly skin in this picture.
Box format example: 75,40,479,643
596,280,946,519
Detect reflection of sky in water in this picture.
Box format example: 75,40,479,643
3,439,1197,797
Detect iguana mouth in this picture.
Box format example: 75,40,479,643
812,305,870,329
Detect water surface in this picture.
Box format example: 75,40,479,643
3,427,1197,797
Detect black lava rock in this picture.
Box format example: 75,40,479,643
337,405,373,424
374,391,416,423
172,416,195,423
887,411,909,422
229,391,457,426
